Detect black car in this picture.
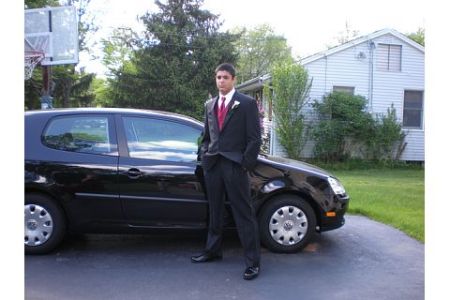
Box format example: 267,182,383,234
25,108,349,254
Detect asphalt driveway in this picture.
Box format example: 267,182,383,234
25,215,424,300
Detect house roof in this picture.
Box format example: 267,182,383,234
236,73,271,92
237,28,424,91
301,28,424,65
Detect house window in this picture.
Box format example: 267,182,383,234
333,86,355,95
377,44,402,72
403,90,423,129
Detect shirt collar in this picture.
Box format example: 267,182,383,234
219,88,236,107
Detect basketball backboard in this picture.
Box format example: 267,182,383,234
25,6,79,66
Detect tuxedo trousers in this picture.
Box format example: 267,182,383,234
204,155,260,268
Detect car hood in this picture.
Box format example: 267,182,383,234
258,155,334,178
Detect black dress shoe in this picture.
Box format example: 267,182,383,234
243,266,260,280
191,252,223,263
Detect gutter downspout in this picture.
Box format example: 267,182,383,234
324,55,328,95
369,40,376,112
270,88,275,156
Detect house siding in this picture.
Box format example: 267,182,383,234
371,33,424,161
271,32,424,161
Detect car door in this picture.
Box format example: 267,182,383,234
33,113,121,227
116,114,207,227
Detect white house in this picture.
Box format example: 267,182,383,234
237,28,424,161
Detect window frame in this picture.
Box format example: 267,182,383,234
332,86,355,95
402,90,424,129
377,43,402,72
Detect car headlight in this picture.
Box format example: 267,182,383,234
328,177,346,195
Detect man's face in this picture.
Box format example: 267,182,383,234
215,70,235,95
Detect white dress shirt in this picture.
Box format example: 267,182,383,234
219,88,236,108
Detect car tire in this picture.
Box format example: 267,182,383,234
258,195,316,253
25,194,66,254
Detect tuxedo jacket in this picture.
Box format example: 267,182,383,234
200,91,262,171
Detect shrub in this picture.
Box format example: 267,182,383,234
266,62,312,160
312,92,407,162
311,92,373,161
365,104,406,161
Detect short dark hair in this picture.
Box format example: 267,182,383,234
215,63,236,78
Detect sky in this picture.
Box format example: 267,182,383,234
80,0,425,76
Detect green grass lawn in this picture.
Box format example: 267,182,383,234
332,168,424,242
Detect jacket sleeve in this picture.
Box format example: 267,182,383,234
199,103,210,161
242,99,262,170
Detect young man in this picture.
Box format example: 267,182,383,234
191,63,262,280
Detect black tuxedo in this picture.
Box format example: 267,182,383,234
201,92,261,171
200,91,262,268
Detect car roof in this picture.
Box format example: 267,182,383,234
25,108,203,126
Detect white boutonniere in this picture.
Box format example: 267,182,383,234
231,101,240,110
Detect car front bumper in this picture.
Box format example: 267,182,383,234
319,194,350,232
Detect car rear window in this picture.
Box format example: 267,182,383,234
43,115,115,155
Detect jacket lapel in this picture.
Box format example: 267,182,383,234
207,96,220,133
221,95,238,131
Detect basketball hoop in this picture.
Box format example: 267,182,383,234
24,32,50,81
24,50,45,80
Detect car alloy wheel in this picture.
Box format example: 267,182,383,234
25,204,54,247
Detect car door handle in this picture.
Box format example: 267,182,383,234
127,168,142,179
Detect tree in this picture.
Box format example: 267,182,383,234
327,21,359,49
266,62,311,160
109,0,240,119
90,77,112,107
25,0,59,8
51,67,95,107
63,0,99,53
233,24,294,83
101,28,138,77
406,27,425,46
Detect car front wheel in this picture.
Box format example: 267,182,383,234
259,195,316,253
25,194,66,254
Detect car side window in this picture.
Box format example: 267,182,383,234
122,117,201,163
43,115,115,155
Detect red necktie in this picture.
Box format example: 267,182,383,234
218,96,227,130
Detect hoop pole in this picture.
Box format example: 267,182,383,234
40,65,53,109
